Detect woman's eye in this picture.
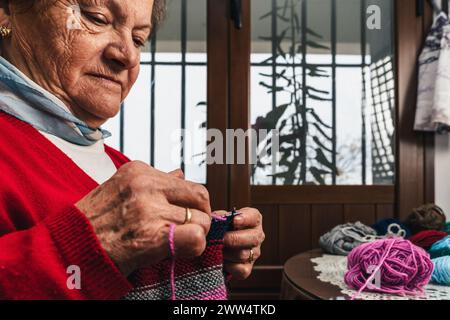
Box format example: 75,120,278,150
84,12,108,25
133,38,145,48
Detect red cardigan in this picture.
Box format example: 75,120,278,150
0,111,134,299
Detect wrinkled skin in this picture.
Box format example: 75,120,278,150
0,0,264,279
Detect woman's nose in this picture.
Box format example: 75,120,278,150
104,37,140,70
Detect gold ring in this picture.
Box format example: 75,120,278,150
184,207,192,224
248,249,255,263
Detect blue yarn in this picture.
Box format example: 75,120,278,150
429,235,450,259
371,218,412,238
431,256,450,285
445,222,450,232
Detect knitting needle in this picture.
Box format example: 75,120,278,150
228,207,243,230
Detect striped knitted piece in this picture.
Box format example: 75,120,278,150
123,214,233,300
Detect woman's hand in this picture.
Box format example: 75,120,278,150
75,161,212,276
216,208,265,280
168,171,265,279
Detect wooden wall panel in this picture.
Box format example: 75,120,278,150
252,186,394,204
311,205,344,249
279,205,312,264
376,204,395,221
253,204,279,265
344,204,376,225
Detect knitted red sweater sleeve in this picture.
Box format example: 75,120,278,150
0,204,133,300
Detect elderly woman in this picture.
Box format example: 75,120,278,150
0,0,264,299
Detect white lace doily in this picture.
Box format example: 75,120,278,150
311,255,450,300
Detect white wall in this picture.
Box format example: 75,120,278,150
435,135,450,219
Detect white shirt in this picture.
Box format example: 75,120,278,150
34,87,117,185
39,131,117,185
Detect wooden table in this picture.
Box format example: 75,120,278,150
280,249,351,300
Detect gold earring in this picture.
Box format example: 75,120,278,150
0,26,11,38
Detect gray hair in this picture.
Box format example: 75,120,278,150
152,0,167,34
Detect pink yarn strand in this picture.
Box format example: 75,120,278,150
169,223,176,300
211,213,227,221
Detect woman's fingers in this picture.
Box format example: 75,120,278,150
164,204,211,234
219,207,264,280
232,207,263,230
171,224,207,258
163,177,212,214
224,228,265,249
223,247,261,263
223,262,253,280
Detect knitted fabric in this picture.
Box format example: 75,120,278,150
123,214,233,300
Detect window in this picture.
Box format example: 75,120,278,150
250,0,395,185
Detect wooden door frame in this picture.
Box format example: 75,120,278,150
228,0,252,209
395,0,435,219
207,0,230,211
207,0,252,211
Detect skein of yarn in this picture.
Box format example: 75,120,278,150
431,256,450,286
409,230,449,250
428,235,450,259
344,238,434,299
445,222,450,232
371,218,411,238
405,204,447,235
319,222,379,256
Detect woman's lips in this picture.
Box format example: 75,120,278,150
87,73,122,91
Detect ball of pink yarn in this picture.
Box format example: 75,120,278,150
344,238,434,298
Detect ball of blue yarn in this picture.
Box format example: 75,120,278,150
429,235,450,259
431,256,450,285
445,222,450,232
371,218,411,238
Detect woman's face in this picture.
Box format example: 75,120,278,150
1,0,154,128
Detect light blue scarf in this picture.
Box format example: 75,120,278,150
0,56,111,145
